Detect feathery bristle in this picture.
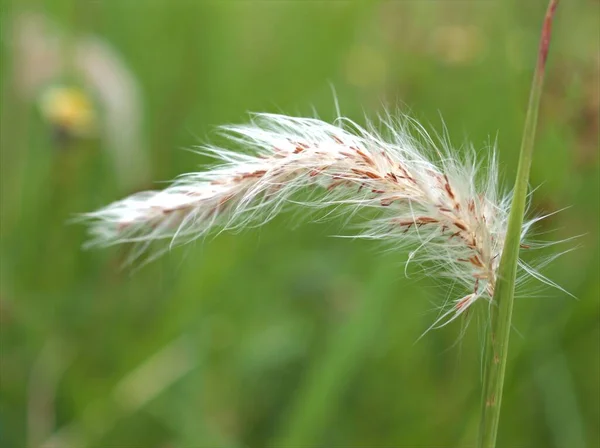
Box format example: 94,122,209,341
83,112,549,323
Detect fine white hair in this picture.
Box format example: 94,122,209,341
84,111,558,325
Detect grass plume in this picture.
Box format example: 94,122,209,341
83,111,549,326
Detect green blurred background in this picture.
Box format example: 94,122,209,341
1,0,598,447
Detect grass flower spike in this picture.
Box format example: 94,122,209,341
85,112,537,325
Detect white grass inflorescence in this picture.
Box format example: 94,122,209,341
84,111,546,325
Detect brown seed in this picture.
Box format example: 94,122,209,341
356,148,374,166
351,168,381,180
468,199,475,213
331,135,344,145
455,294,473,310
386,172,398,182
415,217,438,224
443,174,456,200
469,255,484,268
454,221,467,231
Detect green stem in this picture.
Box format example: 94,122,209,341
477,1,559,447
272,266,396,446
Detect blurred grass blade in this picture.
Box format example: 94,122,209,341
272,266,396,446
41,336,196,448
477,1,559,447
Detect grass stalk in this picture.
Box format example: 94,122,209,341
272,266,396,446
477,1,559,447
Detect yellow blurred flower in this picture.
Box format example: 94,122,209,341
39,85,97,138
12,12,149,189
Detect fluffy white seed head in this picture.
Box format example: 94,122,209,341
84,112,545,325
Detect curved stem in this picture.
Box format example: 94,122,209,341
477,1,559,447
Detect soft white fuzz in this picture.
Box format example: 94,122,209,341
84,112,542,323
